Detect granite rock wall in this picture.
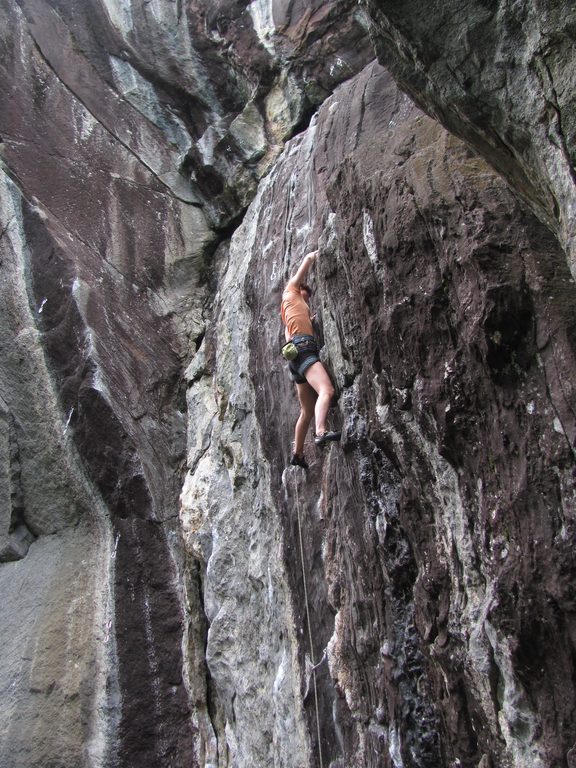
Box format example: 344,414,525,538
0,1,575,767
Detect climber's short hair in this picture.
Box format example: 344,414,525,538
300,283,313,297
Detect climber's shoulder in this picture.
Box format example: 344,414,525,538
282,282,300,303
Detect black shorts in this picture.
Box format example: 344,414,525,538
288,335,321,384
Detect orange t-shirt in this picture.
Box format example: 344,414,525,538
281,284,313,340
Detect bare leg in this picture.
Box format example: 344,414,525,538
294,381,317,455
303,361,335,435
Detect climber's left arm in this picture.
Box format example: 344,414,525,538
286,250,318,290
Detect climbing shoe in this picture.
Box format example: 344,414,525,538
314,430,341,446
290,453,309,470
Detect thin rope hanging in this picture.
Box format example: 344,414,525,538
294,478,325,768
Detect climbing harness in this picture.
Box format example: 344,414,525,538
281,335,319,361
294,478,325,768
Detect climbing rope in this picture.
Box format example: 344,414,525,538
294,478,325,768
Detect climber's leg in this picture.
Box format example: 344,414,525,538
293,381,317,457
303,361,339,440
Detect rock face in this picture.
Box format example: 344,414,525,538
1,2,576,768
183,61,576,767
364,0,576,276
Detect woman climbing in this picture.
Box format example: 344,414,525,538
281,249,341,469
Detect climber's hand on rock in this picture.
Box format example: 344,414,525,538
288,250,318,287
305,250,318,264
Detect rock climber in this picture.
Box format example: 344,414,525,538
281,249,341,469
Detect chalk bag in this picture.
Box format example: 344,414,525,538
281,342,298,361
